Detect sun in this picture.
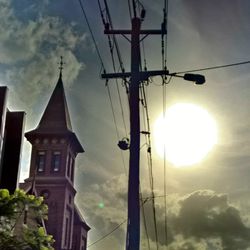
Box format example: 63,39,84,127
153,103,218,167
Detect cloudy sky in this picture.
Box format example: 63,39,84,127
2,0,250,249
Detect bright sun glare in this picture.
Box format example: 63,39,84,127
153,103,218,167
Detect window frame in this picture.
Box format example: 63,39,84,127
51,151,61,172
36,151,46,173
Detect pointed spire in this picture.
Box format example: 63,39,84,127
34,56,71,132
36,75,72,132
25,58,84,153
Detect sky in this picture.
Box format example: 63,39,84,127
1,0,250,249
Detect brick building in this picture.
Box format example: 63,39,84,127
0,86,25,193
21,70,90,250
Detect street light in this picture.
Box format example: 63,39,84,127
168,72,205,85
183,73,205,85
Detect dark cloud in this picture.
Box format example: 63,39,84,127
170,190,250,249
77,170,250,249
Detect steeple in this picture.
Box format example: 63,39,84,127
23,58,89,250
25,60,83,153
36,75,72,133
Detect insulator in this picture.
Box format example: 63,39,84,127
141,9,146,19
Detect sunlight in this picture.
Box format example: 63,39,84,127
153,103,218,167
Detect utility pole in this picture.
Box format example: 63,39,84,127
102,14,167,250
102,6,205,250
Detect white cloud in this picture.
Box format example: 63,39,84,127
0,0,86,64
0,1,87,123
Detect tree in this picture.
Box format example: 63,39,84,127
0,189,54,250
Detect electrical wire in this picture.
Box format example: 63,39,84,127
164,0,169,67
87,194,154,248
174,60,250,74
132,0,137,17
162,1,169,244
140,84,159,250
140,189,151,250
105,80,120,140
87,219,127,248
103,0,125,72
98,0,128,137
128,0,132,19
105,80,128,175
97,0,129,175
78,0,105,71
162,76,168,248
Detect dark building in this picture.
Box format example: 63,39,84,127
0,86,25,193
21,71,90,250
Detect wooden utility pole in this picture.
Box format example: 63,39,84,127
102,15,167,250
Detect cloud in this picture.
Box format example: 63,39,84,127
0,1,87,126
169,190,250,250
167,235,223,250
78,180,250,250
0,0,86,64
76,174,127,249
6,50,83,109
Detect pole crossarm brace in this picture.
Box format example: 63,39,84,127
102,70,169,81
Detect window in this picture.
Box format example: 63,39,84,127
64,208,72,248
51,151,61,172
36,151,45,172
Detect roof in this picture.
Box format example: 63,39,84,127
34,75,72,133
74,205,91,231
25,74,84,153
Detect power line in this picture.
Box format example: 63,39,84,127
105,80,128,175
132,0,137,18
98,0,128,137
140,190,151,250
78,0,105,71
87,219,127,248
162,78,168,248
105,80,120,139
174,60,250,74
128,0,132,19
103,0,125,72
162,0,169,241
86,192,172,248
87,194,154,249
140,84,159,250
97,0,129,176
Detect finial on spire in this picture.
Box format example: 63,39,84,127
58,56,65,78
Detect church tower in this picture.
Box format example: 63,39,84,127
24,61,89,250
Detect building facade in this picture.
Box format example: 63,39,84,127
0,86,25,194
22,72,90,250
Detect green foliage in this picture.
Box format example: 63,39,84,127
0,189,54,250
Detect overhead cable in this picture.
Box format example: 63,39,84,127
140,84,159,250
174,60,250,74
87,220,126,248
78,0,105,71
